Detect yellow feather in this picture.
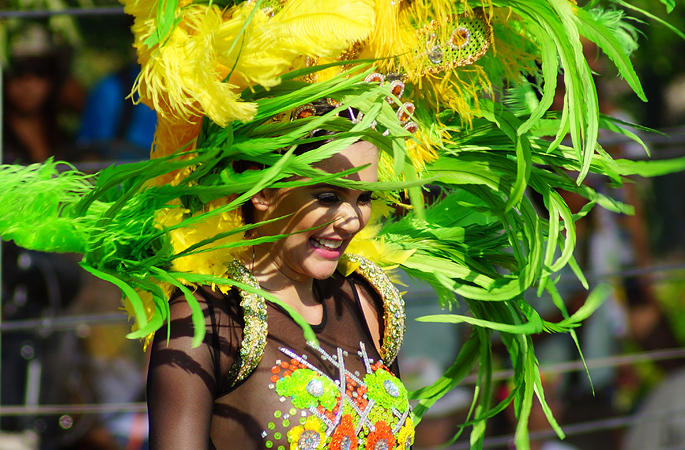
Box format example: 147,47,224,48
122,288,164,349
145,115,201,186
218,0,375,89
342,200,415,277
134,5,258,126
122,0,375,126
364,0,415,73
156,197,247,280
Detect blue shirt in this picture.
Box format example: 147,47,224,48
78,65,157,160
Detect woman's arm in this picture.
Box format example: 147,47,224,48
147,292,233,450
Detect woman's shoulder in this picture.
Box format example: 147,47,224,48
167,286,244,369
168,285,243,326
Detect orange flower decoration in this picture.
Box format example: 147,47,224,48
366,421,396,450
330,415,357,450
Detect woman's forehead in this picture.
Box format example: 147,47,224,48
314,141,379,182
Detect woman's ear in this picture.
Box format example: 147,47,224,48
251,189,272,211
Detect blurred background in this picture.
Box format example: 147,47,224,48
0,1,684,449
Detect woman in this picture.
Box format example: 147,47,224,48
0,1,675,449
147,139,413,449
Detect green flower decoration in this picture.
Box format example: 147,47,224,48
276,369,339,410
364,369,408,412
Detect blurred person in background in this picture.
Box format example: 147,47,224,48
2,22,81,165
76,15,156,164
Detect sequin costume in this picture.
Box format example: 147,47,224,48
147,263,412,450
0,1,682,448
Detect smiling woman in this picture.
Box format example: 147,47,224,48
0,0,679,449
146,139,411,450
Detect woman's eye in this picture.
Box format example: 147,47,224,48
316,193,341,205
358,192,374,204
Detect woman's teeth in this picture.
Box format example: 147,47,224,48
312,237,342,250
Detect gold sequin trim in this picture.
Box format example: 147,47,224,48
338,40,364,73
227,260,268,385
341,254,406,365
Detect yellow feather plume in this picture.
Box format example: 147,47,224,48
121,0,376,127
341,201,415,278
219,0,376,89
133,5,258,126
363,0,415,74
147,115,201,186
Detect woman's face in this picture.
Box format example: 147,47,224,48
253,140,378,282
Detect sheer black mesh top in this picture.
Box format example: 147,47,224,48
147,270,414,450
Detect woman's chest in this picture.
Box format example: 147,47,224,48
213,299,414,450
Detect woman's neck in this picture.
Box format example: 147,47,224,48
247,245,323,324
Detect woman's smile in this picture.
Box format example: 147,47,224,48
310,236,344,253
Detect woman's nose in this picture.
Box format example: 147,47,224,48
335,202,362,234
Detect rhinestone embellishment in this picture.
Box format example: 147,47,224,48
425,32,444,64
383,379,400,398
306,379,324,397
374,439,390,450
340,436,353,450
298,430,321,450
450,26,471,49
396,102,415,124
364,72,385,84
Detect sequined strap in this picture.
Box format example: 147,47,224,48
226,260,268,386
341,253,405,365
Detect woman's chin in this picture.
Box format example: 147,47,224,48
302,258,342,280
310,265,340,280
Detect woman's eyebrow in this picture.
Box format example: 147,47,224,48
310,183,371,194
311,183,347,191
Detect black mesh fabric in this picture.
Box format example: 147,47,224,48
147,271,405,450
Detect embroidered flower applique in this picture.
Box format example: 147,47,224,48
364,368,408,412
287,416,326,450
276,369,338,410
329,415,357,450
366,421,396,450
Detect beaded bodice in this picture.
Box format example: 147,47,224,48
268,342,415,450
206,269,414,450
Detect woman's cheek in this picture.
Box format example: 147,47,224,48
360,206,373,228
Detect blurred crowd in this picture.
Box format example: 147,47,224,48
2,19,685,450
2,22,156,167
1,22,153,450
